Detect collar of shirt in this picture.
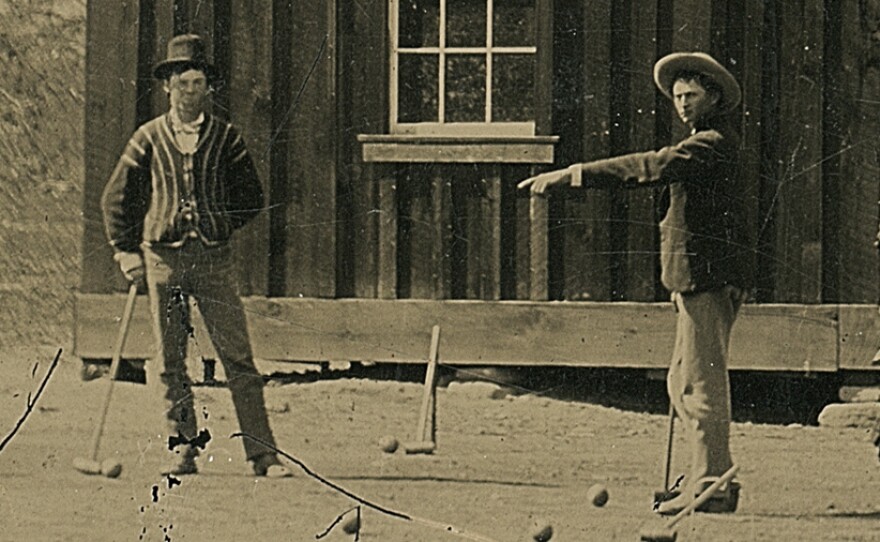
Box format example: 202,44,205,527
169,110,205,135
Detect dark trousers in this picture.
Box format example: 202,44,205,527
144,241,277,461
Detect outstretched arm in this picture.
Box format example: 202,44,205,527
518,129,726,195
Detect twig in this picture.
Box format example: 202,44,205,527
231,432,501,542
0,348,62,454
315,505,360,540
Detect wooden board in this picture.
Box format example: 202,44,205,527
178,0,215,38
671,0,712,52
361,142,555,163
284,0,338,297
404,166,453,299
534,0,554,136
151,0,175,116
529,195,549,301
624,0,659,301
772,0,824,303
830,0,880,303
377,171,399,299
227,2,272,296
562,0,613,302
734,0,764,295
430,171,454,298
347,0,388,299
81,0,141,294
74,294,842,372
352,163,381,299
838,305,880,370
465,167,502,300
515,186,532,300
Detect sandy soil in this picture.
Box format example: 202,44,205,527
1,347,878,542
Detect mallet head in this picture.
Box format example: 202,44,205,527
72,457,102,475
402,441,435,455
101,458,123,478
639,524,677,542
73,457,122,478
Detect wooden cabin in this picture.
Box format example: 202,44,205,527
76,0,880,381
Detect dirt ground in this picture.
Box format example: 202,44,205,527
1,3,877,540
1,347,877,542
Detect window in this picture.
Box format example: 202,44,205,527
390,0,538,136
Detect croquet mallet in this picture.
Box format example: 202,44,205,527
73,282,138,478
404,325,441,454
654,403,681,505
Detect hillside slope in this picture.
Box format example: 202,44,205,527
0,0,85,346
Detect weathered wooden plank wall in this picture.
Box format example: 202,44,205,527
346,0,388,299
81,0,880,309
284,0,338,298
622,0,661,301
226,2,272,296
81,0,140,294
825,0,880,304
561,0,612,302
773,0,825,303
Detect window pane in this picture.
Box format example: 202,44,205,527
445,54,486,122
493,0,536,46
398,54,439,122
492,54,534,122
447,0,487,47
399,0,439,48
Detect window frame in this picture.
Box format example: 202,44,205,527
388,0,540,137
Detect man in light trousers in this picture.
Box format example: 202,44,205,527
519,52,752,515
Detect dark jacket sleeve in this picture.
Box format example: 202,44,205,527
579,129,725,188
224,126,265,230
101,129,152,253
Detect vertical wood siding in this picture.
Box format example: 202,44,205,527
81,0,140,294
81,0,880,306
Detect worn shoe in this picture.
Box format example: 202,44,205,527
656,480,740,516
251,453,292,478
161,447,199,476
698,480,740,513
80,361,108,382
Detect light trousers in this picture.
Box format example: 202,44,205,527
668,284,744,490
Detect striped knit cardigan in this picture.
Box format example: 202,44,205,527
102,113,264,253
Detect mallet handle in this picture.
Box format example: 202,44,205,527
663,403,675,490
667,464,740,528
415,325,441,443
88,283,138,460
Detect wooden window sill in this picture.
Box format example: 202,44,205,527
357,134,559,164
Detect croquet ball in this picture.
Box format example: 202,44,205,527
100,459,123,478
378,435,399,453
587,483,609,507
530,518,553,541
341,514,360,534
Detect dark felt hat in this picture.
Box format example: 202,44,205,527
153,34,219,81
653,52,742,113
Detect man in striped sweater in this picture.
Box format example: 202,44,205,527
102,34,291,478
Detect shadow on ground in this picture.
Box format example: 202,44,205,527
96,355,845,427
260,363,844,427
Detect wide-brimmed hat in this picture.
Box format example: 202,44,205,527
153,34,219,82
653,52,741,113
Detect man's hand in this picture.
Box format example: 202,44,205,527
516,168,572,195
113,251,145,282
